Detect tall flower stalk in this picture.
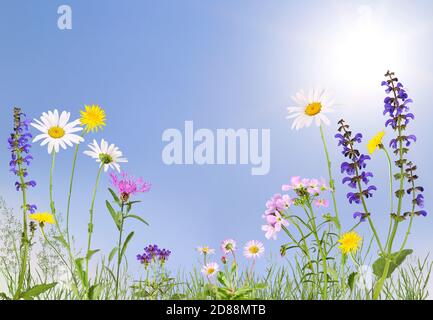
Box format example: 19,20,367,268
320,125,341,232
66,105,106,245
31,109,84,294
8,107,37,299
85,165,104,280
83,138,128,285
107,171,151,299
286,89,341,232
335,119,384,252
372,71,427,299
265,177,333,299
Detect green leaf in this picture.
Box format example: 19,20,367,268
372,249,413,278
86,249,100,261
217,271,229,287
348,272,357,291
120,231,134,259
74,258,87,287
108,188,121,205
253,283,267,290
126,214,149,226
230,261,237,274
0,292,10,300
108,247,118,263
87,284,100,300
53,235,68,248
104,266,116,282
327,267,338,281
106,200,121,230
21,282,57,300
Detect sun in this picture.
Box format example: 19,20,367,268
328,5,407,90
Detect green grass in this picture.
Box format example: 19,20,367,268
1,197,431,300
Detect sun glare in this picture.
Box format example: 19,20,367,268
330,5,407,89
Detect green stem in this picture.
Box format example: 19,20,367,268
40,227,75,277
48,150,81,294
66,132,85,246
85,165,104,285
115,203,125,300
353,160,385,253
319,125,341,233
373,259,391,300
382,147,395,250
397,166,417,254
14,162,29,300
282,221,316,295
306,202,328,300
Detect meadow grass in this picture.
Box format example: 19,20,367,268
1,196,431,300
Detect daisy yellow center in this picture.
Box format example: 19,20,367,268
249,245,259,254
48,126,65,139
99,153,113,164
305,102,322,116
206,268,215,275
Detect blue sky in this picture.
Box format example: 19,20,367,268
1,0,432,277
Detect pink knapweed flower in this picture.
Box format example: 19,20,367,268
109,171,151,202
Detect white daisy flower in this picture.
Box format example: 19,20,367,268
84,139,128,172
201,262,219,278
31,109,84,154
243,240,265,259
197,246,215,255
221,239,237,254
286,88,336,130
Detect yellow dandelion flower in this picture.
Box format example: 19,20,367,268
367,131,385,155
29,212,55,226
80,105,106,133
338,231,362,255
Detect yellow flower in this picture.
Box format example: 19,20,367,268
80,105,106,133
29,212,55,226
367,131,385,154
338,231,362,255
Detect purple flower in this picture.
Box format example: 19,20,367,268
9,108,37,196
414,194,424,208
336,119,376,222
383,72,426,219
353,212,369,222
137,244,171,266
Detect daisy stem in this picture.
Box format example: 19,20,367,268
65,131,85,247
319,125,341,233
48,151,80,293
249,258,256,281
85,165,104,286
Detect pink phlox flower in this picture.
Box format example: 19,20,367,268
314,198,329,208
